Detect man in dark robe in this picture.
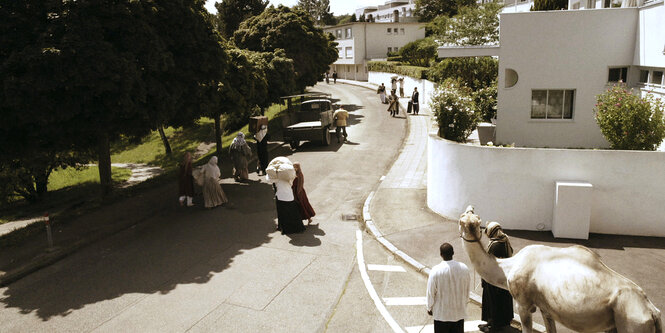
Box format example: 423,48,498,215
480,222,514,332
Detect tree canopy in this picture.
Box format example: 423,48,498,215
399,38,438,67
296,0,335,26
234,5,338,91
214,0,268,39
415,0,477,22
427,2,502,46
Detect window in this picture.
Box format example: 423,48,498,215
345,47,353,59
531,90,575,119
345,28,352,39
393,27,398,34
587,0,596,7
387,28,391,34
335,29,342,39
337,47,343,58
608,67,628,82
651,71,663,85
400,28,405,35
387,47,392,53
394,47,399,52
639,70,649,83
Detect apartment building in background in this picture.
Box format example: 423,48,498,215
355,0,418,23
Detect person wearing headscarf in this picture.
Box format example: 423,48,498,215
266,157,305,235
178,152,195,207
229,132,252,181
201,156,228,208
291,162,315,225
377,83,387,104
479,222,514,333
254,125,270,176
388,89,399,117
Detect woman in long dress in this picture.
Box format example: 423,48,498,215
479,222,514,332
292,162,315,225
178,152,195,207
266,157,305,235
201,156,228,208
229,132,252,181
254,125,269,176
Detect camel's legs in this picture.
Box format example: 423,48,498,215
541,311,557,333
517,304,535,333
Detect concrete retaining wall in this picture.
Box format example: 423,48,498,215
427,134,665,237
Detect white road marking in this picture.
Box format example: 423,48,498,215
383,297,426,306
406,320,486,333
367,264,406,272
356,230,405,333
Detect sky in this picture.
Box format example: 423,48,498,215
204,0,388,16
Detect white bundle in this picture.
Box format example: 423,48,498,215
265,156,296,183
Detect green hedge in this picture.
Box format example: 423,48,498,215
366,61,429,80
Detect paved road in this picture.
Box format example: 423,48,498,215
0,82,411,332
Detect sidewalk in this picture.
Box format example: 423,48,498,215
345,79,665,331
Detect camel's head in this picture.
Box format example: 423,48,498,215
459,205,482,242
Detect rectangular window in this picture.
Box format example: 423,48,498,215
345,28,352,39
608,67,628,82
639,70,649,83
393,27,398,35
387,47,392,54
587,0,596,7
345,47,353,59
651,71,663,85
337,47,343,58
335,29,342,39
400,28,405,35
531,90,575,119
394,47,399,52
387,28,391,34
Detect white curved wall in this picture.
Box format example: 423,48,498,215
427,133,665,237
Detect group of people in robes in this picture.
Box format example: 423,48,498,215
265,157,315,234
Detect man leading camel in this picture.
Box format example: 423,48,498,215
426,243,470,333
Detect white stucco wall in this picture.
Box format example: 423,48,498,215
427,134,665,237
636,2,665,67
367,71,436,106
496,8,639,149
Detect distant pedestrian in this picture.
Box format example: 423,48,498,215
411,87,420,115
254,125,270,176
399,77,405,97
388,89,399,117
377,83,387,104
333,107,349,143
201,156,228,208
479,222,514,333
292,162,315,225
391,77,397,92
178,152,195,207
229,132,252,182
332,70,337,84
266,157,306,234
427,243,470,333
325,71,330,84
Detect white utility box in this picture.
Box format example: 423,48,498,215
552,181,593,239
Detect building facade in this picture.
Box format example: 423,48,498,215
323,22,426,81
355,0,418,23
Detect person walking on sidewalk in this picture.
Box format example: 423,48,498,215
325,71,330,84
479,222,514,333
332,70,337,84
387,89,399,117
377,83,387,104
230,132,252,182
178,152,195,207
426,242,470,333
333,107,349,143
201,156,228,208
292,162,315,225
254,125,270,176
398,77,405,97
411,87,420,115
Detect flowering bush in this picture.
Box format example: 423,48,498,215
430,78,478,142
594,84,665,150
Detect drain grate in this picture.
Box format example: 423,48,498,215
342,213,358,221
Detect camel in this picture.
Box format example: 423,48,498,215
458,205,662,333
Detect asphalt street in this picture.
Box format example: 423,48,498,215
0,82,416,332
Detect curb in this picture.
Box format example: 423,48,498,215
343,78,546,332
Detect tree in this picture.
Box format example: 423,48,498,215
532,0,568,11
428,57,498,90
297,0,335,26
214,0,268,39
415,0,476,22
427,2,502,46
399,38,438,67
431,78,479,142
234,6,338,91
350,14,357,22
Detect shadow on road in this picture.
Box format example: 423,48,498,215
287,223,325,247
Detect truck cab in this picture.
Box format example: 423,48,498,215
281,94,335,149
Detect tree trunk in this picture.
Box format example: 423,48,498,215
214,114,223,163
97,133,113,195
158,125,172,155
34,170,49,201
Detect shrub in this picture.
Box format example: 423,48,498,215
430,78,479,142
366,61,429,79
594,84,665,150
399,38,437,67
473,80,497,122
428,57,498,91
532,0,567,10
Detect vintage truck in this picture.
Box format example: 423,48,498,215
281,93,335,149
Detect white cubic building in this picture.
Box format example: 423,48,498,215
323,22,426,81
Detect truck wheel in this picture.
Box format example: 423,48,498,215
290,140,300,149
321,128,331,146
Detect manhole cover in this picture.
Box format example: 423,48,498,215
342,213,358,221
